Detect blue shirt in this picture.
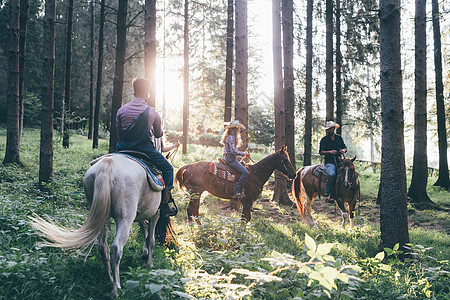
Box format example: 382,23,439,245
224,135,246,156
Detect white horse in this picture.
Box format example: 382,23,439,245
29,154,173,298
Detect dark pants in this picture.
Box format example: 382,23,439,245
224,154,249,194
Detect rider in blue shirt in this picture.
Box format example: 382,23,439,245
220,120,249,198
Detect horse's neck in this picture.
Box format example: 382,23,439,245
250,153,277,185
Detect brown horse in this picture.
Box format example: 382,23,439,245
292,157,360,228
175,146,297,222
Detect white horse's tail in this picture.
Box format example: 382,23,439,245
29,157,115,250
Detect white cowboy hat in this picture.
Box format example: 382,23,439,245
324,121,340,130
224,120,245,130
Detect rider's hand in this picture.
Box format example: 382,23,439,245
330,150,338,155
340,149,347,154
174,140,180,148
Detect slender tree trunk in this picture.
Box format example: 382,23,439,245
235,0,248,149
325,0,334,122
282,0,295,174
109,0,128,153
303,0,313,167
272,0,289,204
182,0,189,154
145,0,157,108
432,0,449,190
408,0,435,208
379,0,409,252
18,0,29,138
335,0,342,135
93,0,105,149
88,0,96,140
39,0,56,187
62,0,74,148
3,0,21,165
224,0,233,123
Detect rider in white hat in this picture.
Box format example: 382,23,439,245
220,120,249,198
319,121,347,202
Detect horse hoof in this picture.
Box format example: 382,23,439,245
141,253,149,262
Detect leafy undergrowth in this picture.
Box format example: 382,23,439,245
0,130,449,299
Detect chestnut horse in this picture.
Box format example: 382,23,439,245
292,157,360,228
176,146,297,222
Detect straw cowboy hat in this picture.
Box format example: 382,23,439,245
224,120,245,130
324,121,340,130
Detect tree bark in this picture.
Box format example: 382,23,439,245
109,0,128,153
182,0,189,154
18,0,29,138
432,0,449,190
224,0,233,124
325,0,334,122
145,0,157,108
335,0,342,135
282,0,295,174
62,0,74,148
272,0,289,204
3,0,21,165
235,0,248,149
408,0,435,208
93,0,105,149
379,0,409,252
303,0,313,167
39,0,56,186
88,0,96,140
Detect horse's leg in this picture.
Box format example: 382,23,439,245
348,194,358,229
186,191,202,224
140,220,149,261
306,194,318,228
98,226,113,283
241,197,252,222
144,213,159,267
111,217,134,298
335,199,349,227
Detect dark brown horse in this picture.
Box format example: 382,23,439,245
292,157,360,228
175,146,296,222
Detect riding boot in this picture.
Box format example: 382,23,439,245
160,190,178,217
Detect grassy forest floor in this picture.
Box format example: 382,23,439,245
0,129,449,299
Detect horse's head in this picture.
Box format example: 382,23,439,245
338,156,358,189
276,146,297,180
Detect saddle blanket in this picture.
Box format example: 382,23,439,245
312,165,327,180
208,162,236,182
89,153,165,192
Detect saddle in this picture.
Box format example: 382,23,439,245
208,158,248,195
312,165,327,199
90,151,165,192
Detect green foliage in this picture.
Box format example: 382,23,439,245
0,131,449,299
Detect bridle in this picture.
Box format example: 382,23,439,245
338,161,359,191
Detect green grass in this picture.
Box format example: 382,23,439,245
0,129,449,299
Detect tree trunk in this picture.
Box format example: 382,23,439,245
39,0,56,187
432,0,449,190
62,0,74,148
182,0,189,154
303,0,313,167
88,0,96,140
224,0,233,124
3,0,21,165
408,0,435,208
18,0,29,138
235,0,248,149
109,0,128,153
325,0,334,122
145,0,157,108
93,0,105,149
335,0,342,135
379,0,409,252
272,0,289,204
282,0,295,174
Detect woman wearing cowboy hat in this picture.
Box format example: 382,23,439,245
319,121,347,202
220,120,249,198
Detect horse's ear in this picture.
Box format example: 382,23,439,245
339,157,343,163
352,156,356,162
281,145,286,152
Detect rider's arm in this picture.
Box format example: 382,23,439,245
226,135,246,156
